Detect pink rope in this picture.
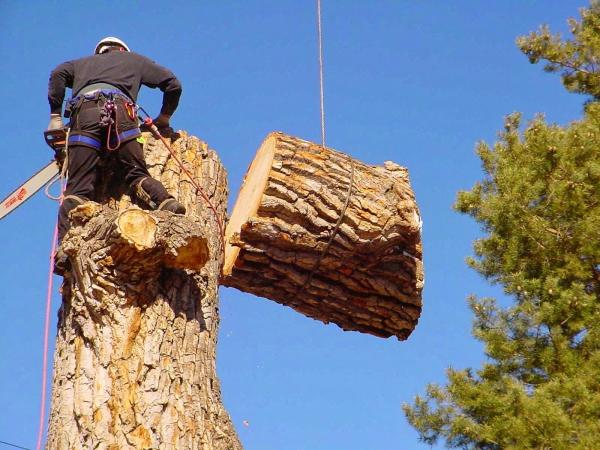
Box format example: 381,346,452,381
36,222,59,450
37,174,65,450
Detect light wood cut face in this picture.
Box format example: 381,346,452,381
116,209,158,250
223,134,276,275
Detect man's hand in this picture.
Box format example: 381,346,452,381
151,113,175,138
152,113,171,129
47,113,64,130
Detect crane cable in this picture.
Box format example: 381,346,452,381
297,0,355,297
317,0,326,148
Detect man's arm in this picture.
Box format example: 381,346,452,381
140,57,182,120
48,61,75,115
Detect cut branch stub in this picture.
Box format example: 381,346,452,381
116,208,210,270
222,132,424,340
116,209,158,250
65,203,210,274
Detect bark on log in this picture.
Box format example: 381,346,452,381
46,132,241,449
222,132,424,340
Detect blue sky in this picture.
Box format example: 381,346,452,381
0,1,588,449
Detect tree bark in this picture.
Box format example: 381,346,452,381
46,132,241,449
222,132,423,340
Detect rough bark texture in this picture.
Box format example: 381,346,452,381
222,132,423,340
46,131,241,449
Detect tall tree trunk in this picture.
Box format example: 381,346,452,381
46,132,241,449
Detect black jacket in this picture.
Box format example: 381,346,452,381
48,50,182,116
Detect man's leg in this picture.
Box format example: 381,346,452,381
58,144,99,241
117,138,186,214
55,144,99,275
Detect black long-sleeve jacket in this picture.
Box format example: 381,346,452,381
48,50,182,116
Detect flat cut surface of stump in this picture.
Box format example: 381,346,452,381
222,132,424,340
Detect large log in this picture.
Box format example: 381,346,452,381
222,132,423,340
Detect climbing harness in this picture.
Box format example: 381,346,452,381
99,97,120,150
65,84,137,152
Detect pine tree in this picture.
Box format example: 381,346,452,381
403,4,600,449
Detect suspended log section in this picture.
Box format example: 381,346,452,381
222,132,423,340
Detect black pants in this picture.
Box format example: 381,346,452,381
58,96,171,241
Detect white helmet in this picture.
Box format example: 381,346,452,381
94,36,130,54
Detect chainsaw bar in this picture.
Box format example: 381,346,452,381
0,128,68,220
0,161,60,220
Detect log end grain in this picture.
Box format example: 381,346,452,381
116,209,158,250
224,133,278,276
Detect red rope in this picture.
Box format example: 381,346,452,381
146,120,225,251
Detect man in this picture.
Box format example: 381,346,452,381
47,36,185,274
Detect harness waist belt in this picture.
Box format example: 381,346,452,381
70,85,132,107
113,128,141,143
77,83,129,99
68,134,101,149
65,85,134,118
69,128,140,150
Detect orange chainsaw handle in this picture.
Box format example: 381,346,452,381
44,128,68,152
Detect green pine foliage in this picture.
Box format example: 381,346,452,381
517,1,600,100
404,4,600,449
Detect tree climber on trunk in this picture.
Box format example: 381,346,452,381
47,36,185,275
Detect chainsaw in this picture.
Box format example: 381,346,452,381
0,128,67,220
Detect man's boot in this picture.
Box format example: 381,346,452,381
135,178,185,214
53,246,70,276
159,198,186,214
55,195,87,276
